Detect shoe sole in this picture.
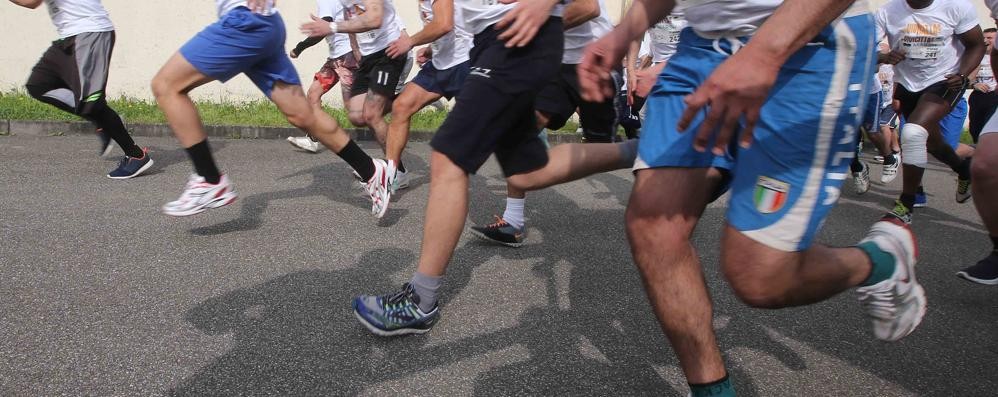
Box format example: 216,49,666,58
353,309,431,336
101,144,114,157
913,203,927,208
107,159,155,180
955,271,998,285
287,138,320,153
163,193,238,217
885,283,926,342
468,228,524,248
956,195,972,204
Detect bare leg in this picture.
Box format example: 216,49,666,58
721,227,871,308
150,52,215,148
363,91,392,151
507,140,638,191
346,93,367,127
626,167,727,384
973,134,998,238
387,84,442,164
415,151,469,277
270,81,351,152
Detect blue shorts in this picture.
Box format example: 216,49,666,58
635,15,876,252
861,91,881,133
179,7,300,98
898,97,967,150
411,60,470,99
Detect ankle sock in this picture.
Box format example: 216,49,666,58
185,139,221,184
337,140,375,181
502,197,526,230
899,194,916,211
410,272,442,313
690,375,735,397
858,241,897,286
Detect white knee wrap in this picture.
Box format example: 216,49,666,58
900,123,929,166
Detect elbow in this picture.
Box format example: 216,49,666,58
440,22,454,35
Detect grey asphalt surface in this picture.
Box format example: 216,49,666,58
1,134,995,396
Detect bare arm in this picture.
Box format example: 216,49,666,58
955,27,986,81
562,0,599,30
386,0,453,58
300,0,384,37
9,0,43,9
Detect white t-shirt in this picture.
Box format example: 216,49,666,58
977,49,996,91
420,0,473,69
988,0,998,19
879,64,895,107
678,0,781,38
638,32,651,60
648,12,686,63
317,0,353,59
457,0,566,36
875,0,979,92
340,0,402,56
216,0,275,18
870,72,882,94
44,0,114,39
562,0,612,64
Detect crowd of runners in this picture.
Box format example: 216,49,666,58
10,0,998,395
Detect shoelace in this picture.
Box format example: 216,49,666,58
957,179,970,193
486,216,509,229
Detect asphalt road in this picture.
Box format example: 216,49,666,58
1,134,995,396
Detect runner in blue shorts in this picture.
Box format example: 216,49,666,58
579,1,923,395
152,0,390,217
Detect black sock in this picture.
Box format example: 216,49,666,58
991,235,998,252
957,158,972,180
850,157,863,172
398,162,406,173
185,139,222,184
336,140,375,181
899,193,916,210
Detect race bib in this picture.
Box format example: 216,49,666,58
902,42,940,60
651,26,680,44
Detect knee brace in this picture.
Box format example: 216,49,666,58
900,123,929,166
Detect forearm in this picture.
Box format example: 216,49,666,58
959,43,987,79
625,41,639,75
9,0,43,9
336,13,383,33
295,17,334,54
562,0,599,30
409,21,450,47
612,0,676,44
740,0,856,67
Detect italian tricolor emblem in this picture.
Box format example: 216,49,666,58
754,176,790,214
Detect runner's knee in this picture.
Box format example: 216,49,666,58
900,123,929,166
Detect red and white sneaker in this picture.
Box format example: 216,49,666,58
162,174,238,217
855,219,925,341
365,159,391,219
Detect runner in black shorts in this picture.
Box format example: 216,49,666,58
352,0,566,336
15,0,152,179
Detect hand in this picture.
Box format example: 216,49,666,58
579,31,631,102
944,73,968,91
289,48,300,59
495,0,558,48
626,75,638,106
246,0,272,14
416,46,432,66
300,14,333,37
974,82,992,93
677,47,781,154
387,34,413,59
878,49,906,65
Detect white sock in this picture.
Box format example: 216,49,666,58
502,197,526,230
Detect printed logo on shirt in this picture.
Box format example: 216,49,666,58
470,67,492,78
900,23,944,60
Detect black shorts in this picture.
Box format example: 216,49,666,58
894,80,966,119
430,17,564,176
26,31,116,114
535,64,618,142
351,49,408,97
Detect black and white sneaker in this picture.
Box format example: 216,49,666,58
957,253,998,285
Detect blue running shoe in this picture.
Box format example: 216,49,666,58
107,148,154,179
913,191,927,208
353,283,439,336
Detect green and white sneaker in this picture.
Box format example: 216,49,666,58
884,200,912,224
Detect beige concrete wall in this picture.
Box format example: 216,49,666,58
0,0,990,104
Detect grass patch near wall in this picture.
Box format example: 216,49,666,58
0,90,581,133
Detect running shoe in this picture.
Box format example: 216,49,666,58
162,174,237,216
913,191,927,208
107,148,154,179
469,216,527,247
855,219,925,341
365,159,391,218
873,155,885,163
287,135,321,153
881,154,899,184
97,128,113,157
853,162,870,194
353,283,439,336
884,200,912,224
956,253,998,285
392,169,410,193
956,177,972,203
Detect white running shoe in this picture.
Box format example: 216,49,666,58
287,136,321,153
365,159,391,218
387,160,411,193
162,174,238,217
852,162,870,194
881,154,899,184
855,219,925,342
